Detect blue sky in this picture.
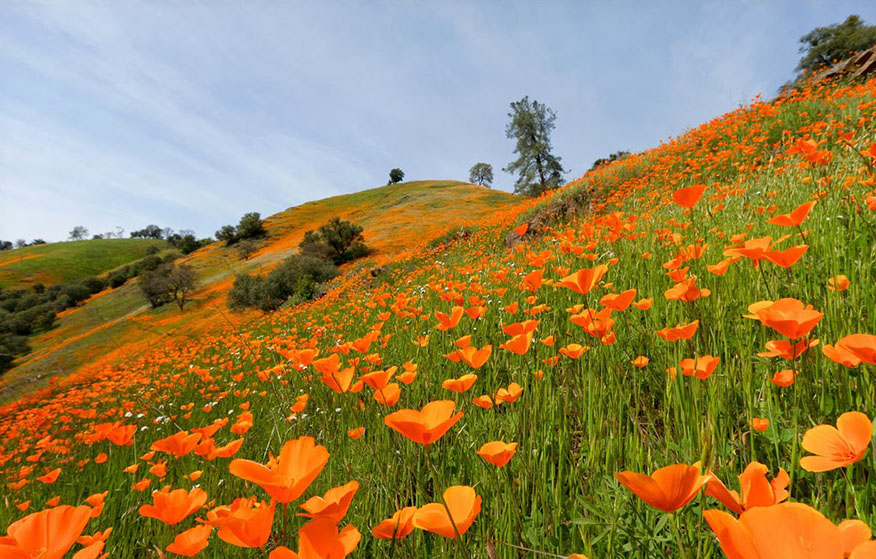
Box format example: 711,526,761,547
1,1,873,242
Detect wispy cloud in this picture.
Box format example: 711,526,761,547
1,1,871,240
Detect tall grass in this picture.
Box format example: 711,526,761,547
0,77,874,558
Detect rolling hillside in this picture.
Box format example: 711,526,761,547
0,180,517,397
0,238,166,288
1,77,875,559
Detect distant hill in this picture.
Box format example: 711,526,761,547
0,238,165,289
0,180,516,396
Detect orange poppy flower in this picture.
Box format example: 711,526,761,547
674,355,720,379
766,200,816,226
0,505,91,559
751,418,770,432
442,374,478,393
754,298,823,339
347,427,364,439
757,338,819,360
476,441,517,467
512,223,528,236
826,275,851,291
664,277,711,302
600,289,637,311
229,436,329,503
559,343,588,359
151,430,203,457
570,308,614,339
556,265,608,295
384,400,463,446
763,244,809,268
166,525,213,557
372,506,418,539
839,520,872,557
138,486,207,525
672,184,707,208
319,367,356,394
472,395,493,409
435,306,464,331
360,367,396,390
769,369,798,388
413,486,481,538
656,320,699,341
631,356,650,368
850,541,876,559
615,463,710,512
289,517,361,559
37,468,61,484
207,497,275,548
372,383,401,406
705,462,789,514
456,344,492,369
800,412,872,472
495,383,523,404
499,333,534,355
633,298,653,310
704,503,844,559
299,480,359,523
208,438,245,460
825,334,876,367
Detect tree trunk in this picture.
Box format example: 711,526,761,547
531,133,546,193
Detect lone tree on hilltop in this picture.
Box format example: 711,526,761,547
797,15,876,76
503,96,565,197
468,162,494,187
388,168,405,185
68,226,89,241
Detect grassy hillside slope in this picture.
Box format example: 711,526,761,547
1,80,875,559
0,180,516,396
0,238,165,288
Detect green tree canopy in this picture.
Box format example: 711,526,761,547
468,162,494,187
503,96,565,197
797,15,876,76
388,168,405,184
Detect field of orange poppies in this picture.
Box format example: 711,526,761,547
1,75,875,558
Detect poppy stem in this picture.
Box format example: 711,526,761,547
669,513,690,559
424,449,470,557
757,264,774,299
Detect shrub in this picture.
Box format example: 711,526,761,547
135,255,164,275
299,218,370,265
236,212,266,240
228,255,337,312
236,240,259,260
108,268,130,288
79,277,107,294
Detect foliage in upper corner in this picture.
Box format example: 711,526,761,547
797,15,876,77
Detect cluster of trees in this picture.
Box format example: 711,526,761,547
229,218,368,311
0,276,112,372
215,213,266,245
0,239,46,251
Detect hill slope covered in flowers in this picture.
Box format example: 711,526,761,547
0,180,515,399
1,77,875,559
